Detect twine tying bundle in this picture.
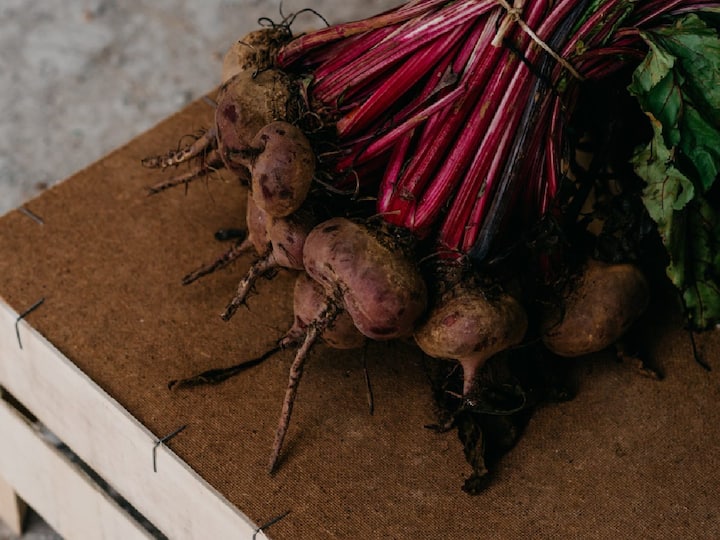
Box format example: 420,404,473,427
493,0,585,81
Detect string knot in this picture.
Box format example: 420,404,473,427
492,0,585,81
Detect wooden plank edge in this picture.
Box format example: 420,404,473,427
0,395,151,539
0,299,267,540
0,471,27,536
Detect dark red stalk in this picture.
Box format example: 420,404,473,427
336,85,465,172
630,0,717,25
311,1,495,106
541,97,564,215
333,19,478,171
442,124,514,252
424,0,555,246
378,17,504,224
336,25,466,138
412,16,496,148
277,0,452,66
281,0,720,263
378,131,414,213
466,0,592,261
310,28,395,78
412,49,524,235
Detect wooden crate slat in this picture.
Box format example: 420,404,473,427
0,398,150,539
0,299,266,540
0,472,27,536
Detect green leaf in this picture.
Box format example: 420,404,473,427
682,197,720,329
682,106,720,191
652,15,720,124
629,13,720,329
630,14,720,190
629,38,675,91
632,115,720,329
634,115,695,216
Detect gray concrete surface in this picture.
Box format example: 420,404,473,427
0,0,403,217
0,1,403,537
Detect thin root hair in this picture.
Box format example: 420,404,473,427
314,169,361,198
256,3,330,35
278,5,331,29
417,248,466,267
300,110,327,133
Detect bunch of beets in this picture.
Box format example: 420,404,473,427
143,0,720,486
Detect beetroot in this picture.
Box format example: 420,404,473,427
303,217,427,340
221,27,291,83
143,67,296,193
415,277,527,398
215,69,294,179
250,121,315,218
267,217,427,472
283,272,365,350
221,206,315,320
542,260,649,357
141,0,713,484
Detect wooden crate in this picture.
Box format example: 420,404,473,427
1,97,719,539
0,300,261,538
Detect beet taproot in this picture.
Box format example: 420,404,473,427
222,206,316,320
180,191,269,286
221,27,291,83
303,217,428,340
415,279,527,397
542,259,650,357
250,121,315,218
283,272,365,350
215,69,294,179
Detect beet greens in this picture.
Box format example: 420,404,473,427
144,0,720,483
278,0,720,328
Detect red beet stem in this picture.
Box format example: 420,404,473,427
378,18,502,223
281,0,720,260
336,25,466,138
277,0,452,66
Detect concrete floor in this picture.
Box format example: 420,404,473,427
0,1,403,537
0,512,61,540
0,0,403,217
